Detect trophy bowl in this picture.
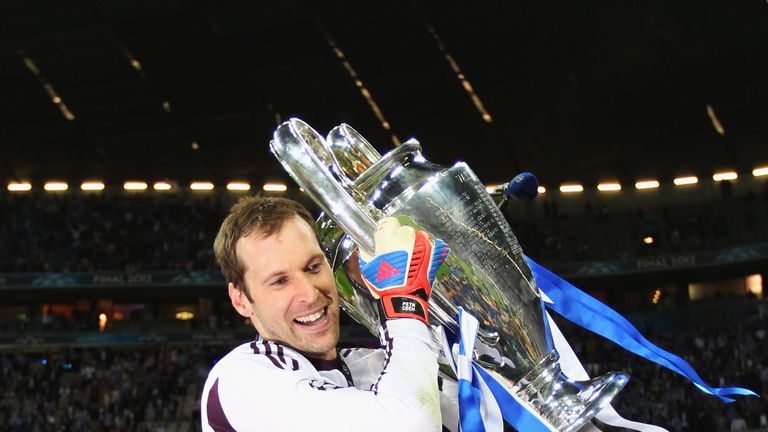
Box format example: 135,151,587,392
271,118,627,431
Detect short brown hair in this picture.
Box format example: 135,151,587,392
214,196,316,301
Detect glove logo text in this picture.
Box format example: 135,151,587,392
375,260,401,283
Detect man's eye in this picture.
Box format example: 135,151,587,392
271,277,288,286
308,262,322,273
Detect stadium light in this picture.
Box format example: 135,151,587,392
643,236,654,245
44,182,68,192
712,171,737,182
175,311,195,320
227,182,251,191
8,182,32,192
752,166,768,177
263,182,288,192
153,182,172,191
124,181,148,191
190,181,214,191
81,181,105,191
537,186,546,194
485,184,497,194
673,176,698,186
98,313,107,332
746,274,763,297
597,182,621,192
635,180,660,190
559,184,583,193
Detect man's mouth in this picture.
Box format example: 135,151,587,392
294,306,328,326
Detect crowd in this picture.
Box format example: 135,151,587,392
1,186,767,273
1,186,767,431
0,344,218,432
1,300,766,431
573,301,768,431
512,186,768,264
0,193,227,273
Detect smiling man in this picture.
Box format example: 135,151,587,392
201,196,448,431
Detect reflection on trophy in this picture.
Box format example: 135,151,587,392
271,118,627,431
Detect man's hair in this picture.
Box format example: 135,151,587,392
214,196,317,301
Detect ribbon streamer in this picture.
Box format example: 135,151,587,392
526,256,757,403
547,311,669,432
454,308,552,432
446,260,756,431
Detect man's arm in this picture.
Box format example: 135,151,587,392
202,319,439,431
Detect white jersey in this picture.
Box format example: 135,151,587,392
201,319,451,432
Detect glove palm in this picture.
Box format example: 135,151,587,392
359,217,449,325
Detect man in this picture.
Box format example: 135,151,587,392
201,196,451,431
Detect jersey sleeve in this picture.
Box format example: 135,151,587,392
201,319,441,432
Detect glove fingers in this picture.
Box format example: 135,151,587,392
375,217,400,241
374,218,417,254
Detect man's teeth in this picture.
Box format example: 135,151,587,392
295,309,326,324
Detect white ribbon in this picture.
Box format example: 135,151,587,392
547,312,669,432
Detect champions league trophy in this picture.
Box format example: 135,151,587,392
271,118,627,431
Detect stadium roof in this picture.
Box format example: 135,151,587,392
1,0,767,187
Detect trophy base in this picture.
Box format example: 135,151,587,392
504,352,628,432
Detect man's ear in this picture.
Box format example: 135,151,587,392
228,282,252,318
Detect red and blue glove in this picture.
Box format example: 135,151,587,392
358,217,450,325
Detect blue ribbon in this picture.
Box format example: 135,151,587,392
457,309,487,432
452,258,757,432
474,366,551,432
455,308,552,432
526,256,758,403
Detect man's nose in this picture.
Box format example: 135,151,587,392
294,274,321,303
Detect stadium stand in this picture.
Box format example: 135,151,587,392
0,187,766,431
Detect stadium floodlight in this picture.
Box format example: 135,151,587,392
673,176,698,186
559,184,583,193
44,182,68,191
643,236,654,245
190,181,214,191
635,180,660,190
175,311,195,320
227,182,251,191
124,181,148,191
153,181,172,191
752,166,768,177
746,274,763,297
712,171,737,181
7,182,32,192
263,182,288,192
537,186,546,194
597,182,621,192
81,181,105,191
98,313,107,332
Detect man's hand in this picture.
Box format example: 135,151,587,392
359,217,450,325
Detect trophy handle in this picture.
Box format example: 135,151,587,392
326,124,381,181
271,118,378,256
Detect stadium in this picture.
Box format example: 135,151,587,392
1,1,766,431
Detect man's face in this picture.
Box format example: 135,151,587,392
230,215,340,360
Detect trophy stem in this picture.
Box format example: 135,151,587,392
496,352,628,431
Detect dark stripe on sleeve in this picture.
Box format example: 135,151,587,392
263,342,285,369
371,323,394,394
207,378,237,432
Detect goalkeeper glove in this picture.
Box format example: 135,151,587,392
358,217,450,325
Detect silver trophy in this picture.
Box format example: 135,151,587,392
271,118,627,431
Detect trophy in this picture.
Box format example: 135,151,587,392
271,118,627,431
